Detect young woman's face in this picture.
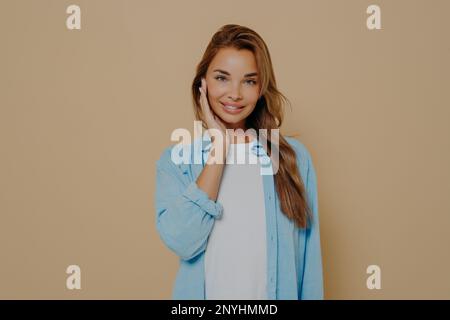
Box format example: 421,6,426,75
205,47,261,130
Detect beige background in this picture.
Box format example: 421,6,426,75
1,0,449,299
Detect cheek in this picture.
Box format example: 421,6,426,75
246,88,260,104
208,86,226,101
206,89,224,112
207,92,219,104
205,84,219,99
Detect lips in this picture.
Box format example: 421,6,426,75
221,102,244,110
221,102,245,114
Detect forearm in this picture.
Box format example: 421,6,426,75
196,142,227,201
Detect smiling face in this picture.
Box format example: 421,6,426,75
205,47,261,131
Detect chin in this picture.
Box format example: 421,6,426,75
220,113,244,123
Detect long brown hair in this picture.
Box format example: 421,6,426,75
191,24,312,229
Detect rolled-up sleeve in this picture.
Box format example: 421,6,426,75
299,149,324,299
155,147,223,261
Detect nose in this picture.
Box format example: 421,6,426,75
228,83,242,101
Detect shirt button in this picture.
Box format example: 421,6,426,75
271,235,274,241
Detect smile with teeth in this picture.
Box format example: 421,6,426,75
221,103,245,111
225,105,243,110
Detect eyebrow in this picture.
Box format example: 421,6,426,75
213,69,258,77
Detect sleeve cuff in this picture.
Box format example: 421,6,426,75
182,181,224,219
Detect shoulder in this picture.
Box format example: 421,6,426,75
284,136,318,205
156,139,202,176
156,143,187,175
157,135,208,166
156,143,176,167
284,136,313,170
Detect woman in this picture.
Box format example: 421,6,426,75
155,24,323,300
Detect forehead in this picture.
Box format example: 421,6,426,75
208,47,258,75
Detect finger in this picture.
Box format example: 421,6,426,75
199,87,207,114
200,88,208,112
201,78,206,94
199,87,213,123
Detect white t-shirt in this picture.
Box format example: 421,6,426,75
204,139,268,300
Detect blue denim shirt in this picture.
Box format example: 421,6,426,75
155,134,323,299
